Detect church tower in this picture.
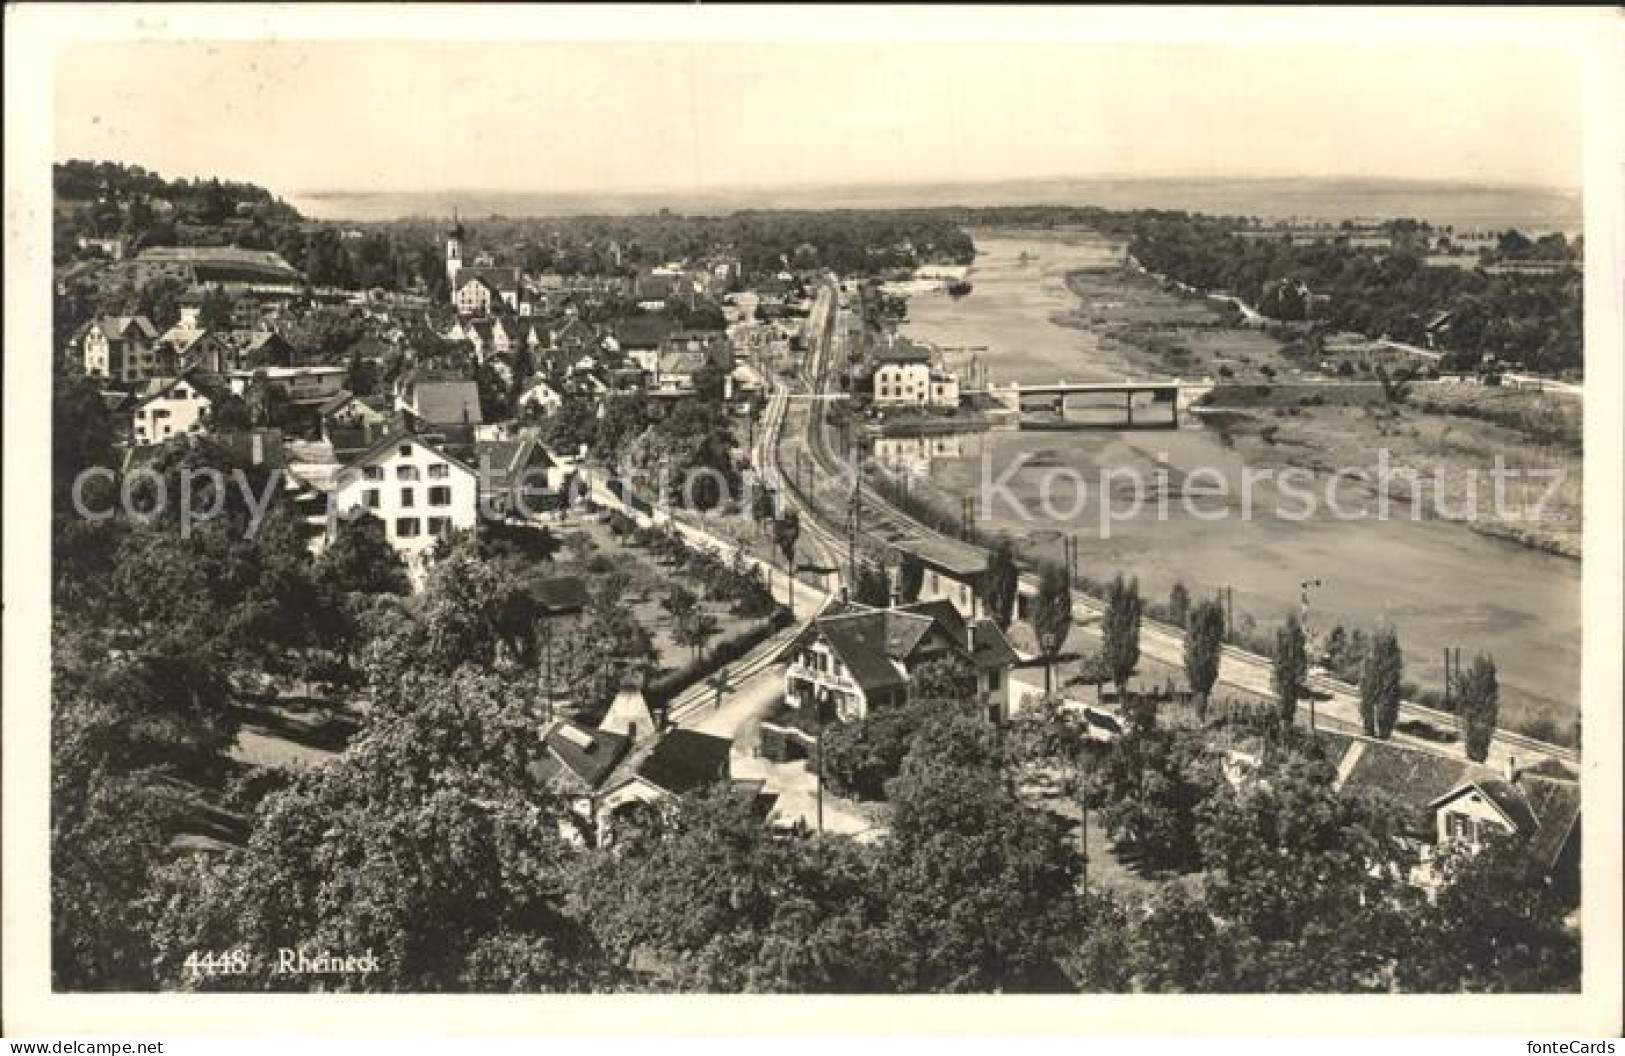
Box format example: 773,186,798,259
446,212,465,292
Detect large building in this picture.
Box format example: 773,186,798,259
871,339,958,409
327,432,480,565
128,246,302,288
81,315,161,383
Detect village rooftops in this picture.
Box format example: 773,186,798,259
617,729,732,797
896,598,1020,671
533,719,632,794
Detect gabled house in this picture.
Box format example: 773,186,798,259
327,431,480,563
82,315,161,384
596,729,734,836
130,371,221,445
776,597,1019,724
1331,736,1581,899
872,339,957,408
1430,771,1580,898
452,267,522,316
531,719,635,844
473,436,562,519
909,539,990,621
517,377,566,418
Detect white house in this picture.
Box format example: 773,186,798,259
130,373,217,445
328,432,480,566
518,378,566,418
82,316,160,383
872,341,959,409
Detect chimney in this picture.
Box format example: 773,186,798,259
251,431,265,466
1504,754,1518,783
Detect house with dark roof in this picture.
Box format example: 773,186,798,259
595,729,734,837
395,372,484,433
82,315,161,383
452,267,522,316
1330,735,1581,898
775,596,1020,724
130,371,227,445
613,313,678,354
472,436,561,518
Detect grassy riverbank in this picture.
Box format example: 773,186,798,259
1063,267,1583,558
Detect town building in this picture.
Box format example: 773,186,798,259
81,315,160,383
394,371,484,435
129,372,221,445
871,339,959,409
776,597,1019,724
327,431,480,565
1331,735,1581,899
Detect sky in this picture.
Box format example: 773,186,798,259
54,35,1586,197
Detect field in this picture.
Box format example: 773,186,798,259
1061,268,1584,558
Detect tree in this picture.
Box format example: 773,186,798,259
879,711,1081,991
1457,653,1499,763
978,541,1019,630
674,606,720,663
1183,597,1225,717
316,511,409,596
749,482,777,537
1101,574,1142,697
853,561,891,608
1272,614,1308,730
896,552,925,604
198,287,236,331
1359,627,1405,739
1167,581,1191,628
771,511,801,611
144,668,609,991
909,653,979,703
1029,565,1073,696
1400,836,1579,992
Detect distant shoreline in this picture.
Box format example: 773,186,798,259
288,175,1583,229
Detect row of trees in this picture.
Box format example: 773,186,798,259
1127,212,1583,376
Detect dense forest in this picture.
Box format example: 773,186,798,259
1125,212,1583,376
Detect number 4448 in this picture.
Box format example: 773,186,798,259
182,949,251,977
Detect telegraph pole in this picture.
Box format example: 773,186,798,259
848,477,861,591
1301,579,1324,736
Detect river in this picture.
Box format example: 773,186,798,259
899,230,1581,730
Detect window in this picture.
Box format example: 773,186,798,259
395,517,420,538
429,463,450,480
428,485,451,507
363,465,384,482
428,516,450,536
399,444,413,458
400,487,415,508
396,465,419,481
1445,812,1473,842
363,489,379,509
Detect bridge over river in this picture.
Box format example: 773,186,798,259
976,378,1212,428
